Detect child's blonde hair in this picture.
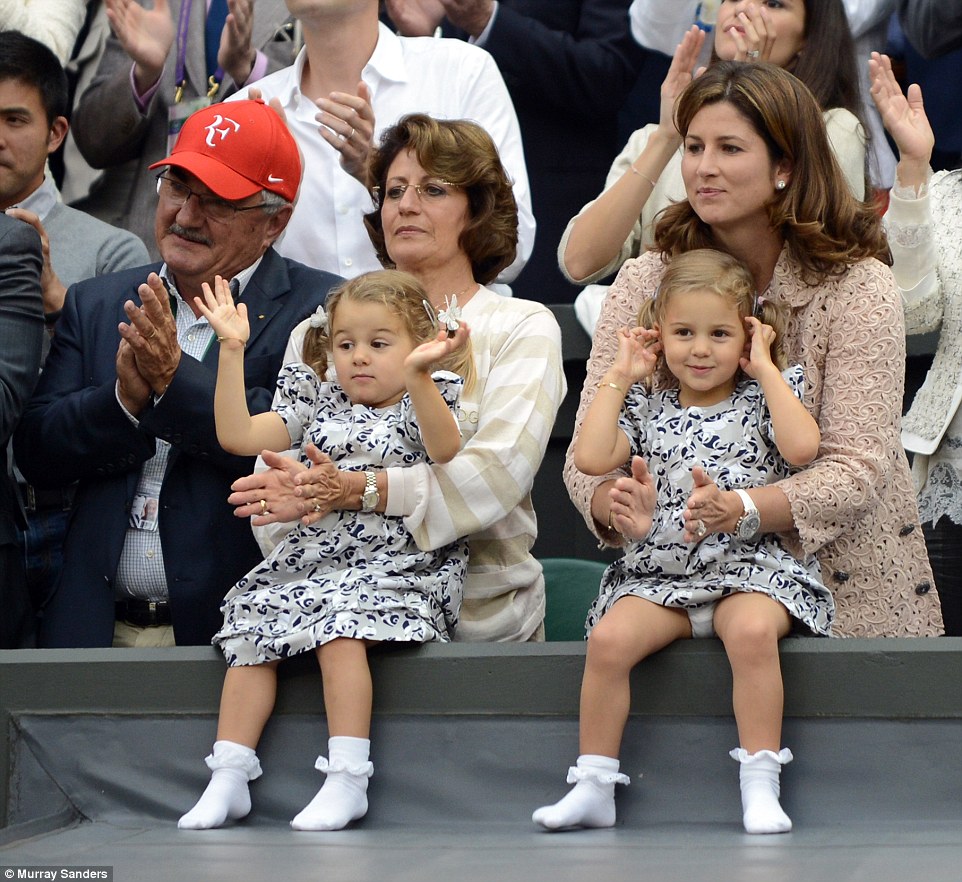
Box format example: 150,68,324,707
302,269,475,392
638,249,789,372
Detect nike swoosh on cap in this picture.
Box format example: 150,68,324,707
267,175,284,183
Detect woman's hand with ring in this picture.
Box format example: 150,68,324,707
293,444,354,526
730,5,776,63
315,82,375,185
229,451,309,525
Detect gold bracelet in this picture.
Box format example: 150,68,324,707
598,381,626,394
217,336,247,347
629,163,657,188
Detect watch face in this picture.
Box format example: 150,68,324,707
737,511,761,540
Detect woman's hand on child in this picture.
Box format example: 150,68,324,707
229,450,308,525
229,445,348,526
195,275,250,346
292,444,354,525
404,323,471,376
609,455,656,541
739,316,778,381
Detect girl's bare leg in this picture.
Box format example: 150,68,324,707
317,637,374,737
291,638,375,831
533,598,691,829
179,660,281,830
713,593,790,752
714,592,794,834
216,660,282,747
580,597,692,756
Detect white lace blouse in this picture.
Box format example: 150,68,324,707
885,168,962,526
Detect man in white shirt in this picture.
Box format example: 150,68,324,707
230,0,534,285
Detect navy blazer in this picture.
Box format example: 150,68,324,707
0,214,44,648
15,249,341,647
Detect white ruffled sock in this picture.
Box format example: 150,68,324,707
532,754,629,830
290,736,373,831
178,740,262,830
730,747,793,834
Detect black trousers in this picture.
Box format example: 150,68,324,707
922,519,962,636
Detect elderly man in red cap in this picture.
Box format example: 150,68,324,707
15,100,342,648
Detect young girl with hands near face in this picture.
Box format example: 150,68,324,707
535,249,833,835
179,269,471,832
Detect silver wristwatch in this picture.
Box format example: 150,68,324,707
361,471,379,512
733,489,761,541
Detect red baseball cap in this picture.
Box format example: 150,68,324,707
148,99,301,203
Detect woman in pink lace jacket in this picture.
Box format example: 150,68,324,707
565,61,942,639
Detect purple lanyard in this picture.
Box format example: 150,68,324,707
174,0,224,102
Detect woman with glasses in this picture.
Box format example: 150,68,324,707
232,113,565,645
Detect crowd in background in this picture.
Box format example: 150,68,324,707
1,0,961,655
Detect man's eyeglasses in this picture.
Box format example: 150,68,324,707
372,179,459,206
155,174,271,224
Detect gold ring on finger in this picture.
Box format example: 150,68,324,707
259,499,268,515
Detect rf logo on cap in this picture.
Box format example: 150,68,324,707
205,115,241,148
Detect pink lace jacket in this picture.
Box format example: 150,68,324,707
564,249,943,637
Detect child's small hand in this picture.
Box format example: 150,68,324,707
404,322,471,375
612,326,660,385
195,275,250,345
610,455,657,540
739,316,777,380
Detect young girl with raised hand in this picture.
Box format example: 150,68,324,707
179,269,471,831
533,249,833,835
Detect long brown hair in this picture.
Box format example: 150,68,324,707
653,62,890,284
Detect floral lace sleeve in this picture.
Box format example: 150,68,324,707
777,261,906,554
563,253,667,543
885,166,942,335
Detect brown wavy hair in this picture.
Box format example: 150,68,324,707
363,114,518,286
653,62,890,284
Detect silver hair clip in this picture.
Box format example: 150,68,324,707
309,305,328,331
422,299,438,329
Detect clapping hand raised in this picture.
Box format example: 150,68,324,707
195,275,250,347
404,323,471,375
869,52,934,180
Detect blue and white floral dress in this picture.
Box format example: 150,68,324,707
587,366,834,636
214,364,468,666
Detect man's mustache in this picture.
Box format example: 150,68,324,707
167,224,212,246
